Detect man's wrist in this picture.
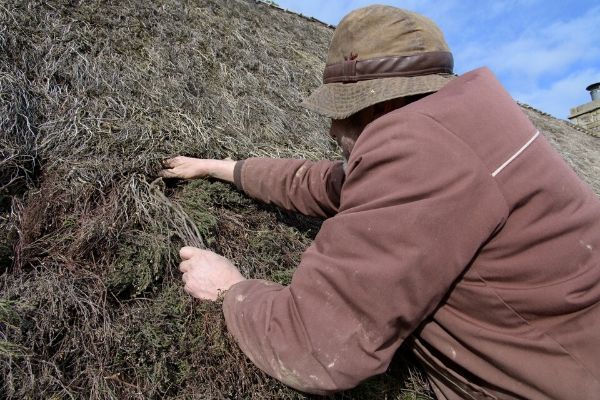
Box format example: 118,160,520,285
207,159,236,183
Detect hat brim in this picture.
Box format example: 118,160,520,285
301,74,455,119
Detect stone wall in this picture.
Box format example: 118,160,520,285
569,100,600,137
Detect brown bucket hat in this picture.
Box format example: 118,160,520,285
302,5,455,119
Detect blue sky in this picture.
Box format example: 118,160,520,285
275,0,600,119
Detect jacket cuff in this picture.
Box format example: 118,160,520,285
233,160,245,191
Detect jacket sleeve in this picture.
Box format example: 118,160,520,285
223,112,508,394
234,158,345,219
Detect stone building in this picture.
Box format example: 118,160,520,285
569,83,600,137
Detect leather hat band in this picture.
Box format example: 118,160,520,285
323,51,454,84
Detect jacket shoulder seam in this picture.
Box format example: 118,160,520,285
408,110,511,220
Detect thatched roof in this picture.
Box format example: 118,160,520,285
518,103,599,193
0,0,597,399
0,0,429,398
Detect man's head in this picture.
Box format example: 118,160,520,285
303,5,454,157
329,95,427,160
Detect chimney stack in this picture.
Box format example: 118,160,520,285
568,83,600,137
587,82,600,101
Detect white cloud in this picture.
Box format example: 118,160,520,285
458,7,600,80
454,5,600,118
514,68,600,119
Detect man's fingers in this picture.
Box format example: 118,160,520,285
158,169,177,178
180,246,204,260
162,157,181,167
179,260,189,273
181,272,188,283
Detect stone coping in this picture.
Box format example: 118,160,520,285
569,100,600,119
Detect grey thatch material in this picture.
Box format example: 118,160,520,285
519,104,599,194
0,0,597,399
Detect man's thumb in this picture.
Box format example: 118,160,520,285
180,246,203,260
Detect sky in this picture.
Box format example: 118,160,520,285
275,0,600,120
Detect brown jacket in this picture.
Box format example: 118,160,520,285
223,68,600,399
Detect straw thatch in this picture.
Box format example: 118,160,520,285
0,0,597,399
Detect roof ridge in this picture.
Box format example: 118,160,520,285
251,0,336,29
517,101,597,137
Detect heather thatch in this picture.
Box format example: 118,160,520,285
0,0,597,399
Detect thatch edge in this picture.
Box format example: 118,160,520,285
253,0,336,29
518,101,598,138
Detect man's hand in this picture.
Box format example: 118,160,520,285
179,246,246,300
159,156,236,182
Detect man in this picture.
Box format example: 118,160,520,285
160,6,600,399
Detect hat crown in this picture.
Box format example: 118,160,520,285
327,5,450,65
302,6,455,119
